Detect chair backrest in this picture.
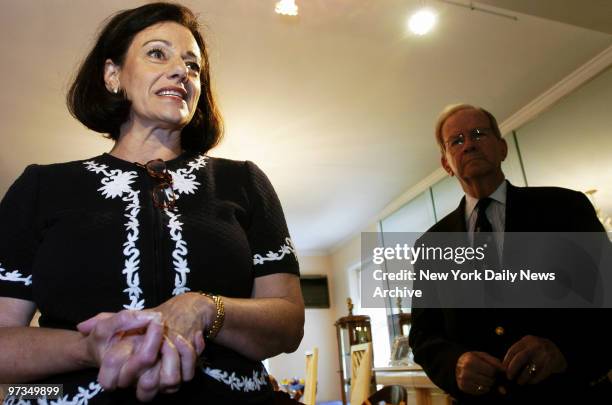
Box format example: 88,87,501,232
363,385,408,405
267,374,280,391
303,347,319,405
350,342,373,405
350,343,371,384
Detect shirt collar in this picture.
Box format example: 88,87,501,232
464,180,507,220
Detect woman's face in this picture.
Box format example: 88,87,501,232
108,22,203,131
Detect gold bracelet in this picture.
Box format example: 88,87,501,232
201,293,225,340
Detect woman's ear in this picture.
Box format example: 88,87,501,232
104,59,120,94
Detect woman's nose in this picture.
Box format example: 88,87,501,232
168,58,189,82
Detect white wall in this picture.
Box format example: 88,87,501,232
267,255,341,402
329,224,379,321
516,66,612,220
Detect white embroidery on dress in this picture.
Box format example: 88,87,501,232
164,154,208,296
84,161,143,310
2,396,29,405
167,155,207,195
186,154,208,172
165,210,190,296
2,398,29,405
49,382,103,405
122,190,143,309
99,171,137,199
169,170,200,195
202,366,269,392
253,237,296,266
3,382,103,405
82,161,108,175
0,263,32,286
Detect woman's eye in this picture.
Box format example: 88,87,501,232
186,62,201,73
147,48,165,59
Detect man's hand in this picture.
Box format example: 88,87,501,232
456,351,505,395
503,335,567,385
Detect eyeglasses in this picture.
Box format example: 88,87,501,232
444,128,493,151
136,159,176,209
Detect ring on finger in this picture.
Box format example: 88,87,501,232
527,363,537,375
162,385,181,394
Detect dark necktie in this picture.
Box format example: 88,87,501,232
475,197,494,233
474,197,500,270
474,198,503,305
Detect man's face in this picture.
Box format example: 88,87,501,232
440,108,507,181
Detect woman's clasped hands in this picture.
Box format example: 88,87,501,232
77,293,213,401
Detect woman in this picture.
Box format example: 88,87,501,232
0,3,304,404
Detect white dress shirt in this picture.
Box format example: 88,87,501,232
465,180,507,257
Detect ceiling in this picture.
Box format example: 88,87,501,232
0,1,611,254
476,0,612,35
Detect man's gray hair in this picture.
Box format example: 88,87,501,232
435,103,502,153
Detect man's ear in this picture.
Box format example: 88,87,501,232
103,59,120,93
500,137,508,161
441,155,454,176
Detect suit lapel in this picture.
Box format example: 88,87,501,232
504,181,525,232
502,181,530,269
446,197,468,232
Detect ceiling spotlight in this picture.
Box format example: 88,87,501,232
408,8,437,35
275,0,298,16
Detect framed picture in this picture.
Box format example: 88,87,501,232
389,335,412,366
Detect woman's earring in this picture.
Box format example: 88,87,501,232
113,87,119,94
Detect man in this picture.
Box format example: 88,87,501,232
408,104,611,404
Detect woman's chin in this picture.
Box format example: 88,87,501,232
155,112,192,129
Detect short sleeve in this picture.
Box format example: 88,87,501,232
0,164,41,300
244,161,299,278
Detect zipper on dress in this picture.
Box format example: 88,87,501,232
151,203,165,305
142,171,166,306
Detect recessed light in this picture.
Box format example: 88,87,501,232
275,0,298,16
408,8,437,35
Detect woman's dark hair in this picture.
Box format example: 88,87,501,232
67,2,223,153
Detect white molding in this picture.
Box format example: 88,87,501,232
376,168,448,222
500,43,612,135
329,168,450,255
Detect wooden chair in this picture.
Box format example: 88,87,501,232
350,342,374,405
268,374,280,391
303,347,319,405
363,385,408,405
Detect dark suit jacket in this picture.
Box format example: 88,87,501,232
408,181,611,404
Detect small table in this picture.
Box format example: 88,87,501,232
373,365,450,405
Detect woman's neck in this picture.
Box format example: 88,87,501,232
110,120,183,164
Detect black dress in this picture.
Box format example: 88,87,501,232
0,152,300,404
